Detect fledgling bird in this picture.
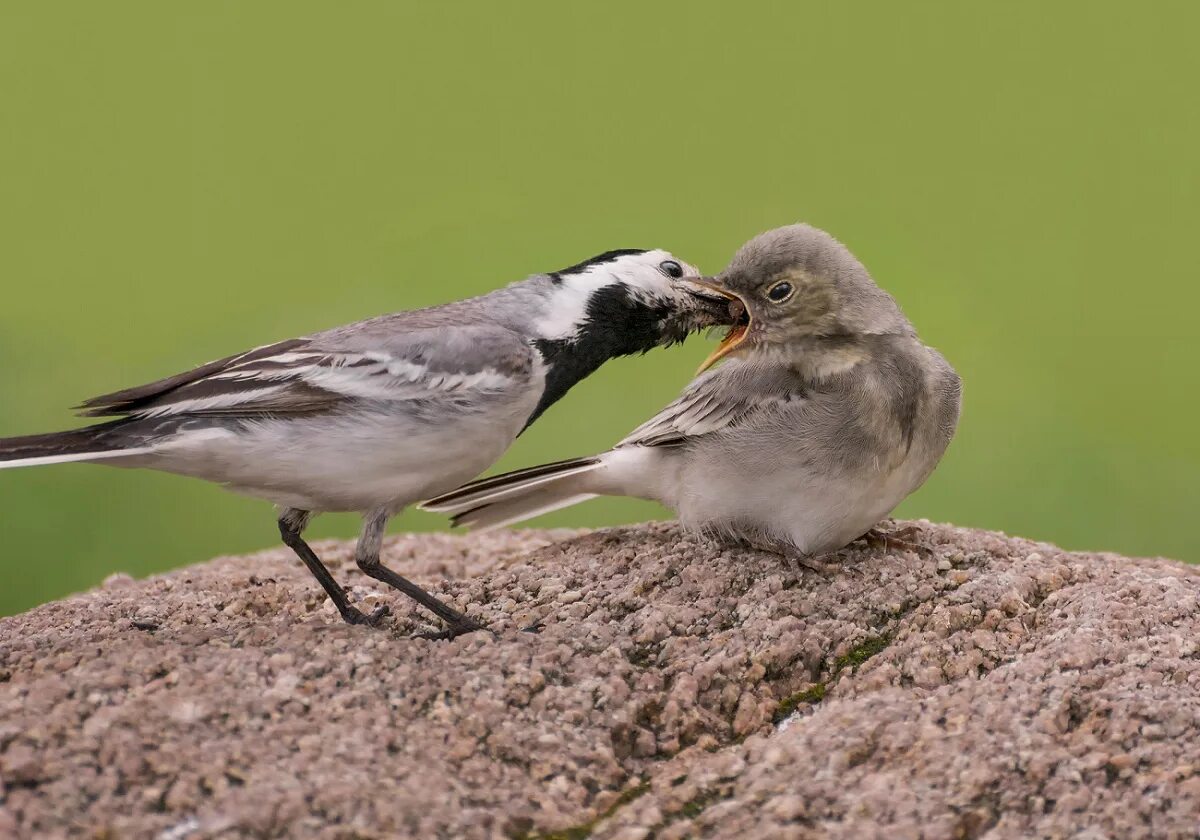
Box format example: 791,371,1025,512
0,248,734,638
423,225,962,567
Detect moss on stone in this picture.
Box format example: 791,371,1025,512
834,634,891,672
522,780,651,840
772,682,828,723
772,635,892,725
679,789,723,819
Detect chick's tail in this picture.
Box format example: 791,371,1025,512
419,454,605,530
426,442,675,531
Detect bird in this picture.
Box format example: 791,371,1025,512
0,248,737,638
422,224,962,570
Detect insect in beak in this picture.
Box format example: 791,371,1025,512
688,280,750,373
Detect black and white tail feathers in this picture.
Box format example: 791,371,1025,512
420,455,604,530
0,421,152,469
0,337,331,471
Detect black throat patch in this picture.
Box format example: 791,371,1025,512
525,283,670,429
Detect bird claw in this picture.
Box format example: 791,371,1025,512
722,532,835,575
415,617,489,641
791,555,838,575
858,525,930,556
342,604,392,627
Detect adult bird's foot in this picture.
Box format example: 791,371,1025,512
415,617,489,642
341,604,392,627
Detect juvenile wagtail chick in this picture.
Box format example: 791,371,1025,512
0,248,735,638
424,225,961,566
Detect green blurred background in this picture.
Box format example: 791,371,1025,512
1,3,1196,616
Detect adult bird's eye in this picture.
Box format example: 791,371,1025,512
766,281,794,302
660,260,684,279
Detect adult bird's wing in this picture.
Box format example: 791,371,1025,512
77,321,535,420
616,362,802,448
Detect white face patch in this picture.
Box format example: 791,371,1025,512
534,249,701,341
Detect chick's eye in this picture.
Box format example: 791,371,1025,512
660,260,684,279
766,281,794,302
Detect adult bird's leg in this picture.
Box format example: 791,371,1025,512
354,510,486,640
277,508,390,626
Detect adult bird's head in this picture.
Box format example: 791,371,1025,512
521,247,741,427
536,248,741,350
695,224,910,372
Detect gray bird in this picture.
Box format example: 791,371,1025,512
423,224,962,568
0,248,734,637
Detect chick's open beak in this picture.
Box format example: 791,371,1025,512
684,279,750,373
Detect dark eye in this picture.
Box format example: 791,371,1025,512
660,260,684,279
766,281,794,302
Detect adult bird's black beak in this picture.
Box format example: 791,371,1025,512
679,277,744,325
679,277,737,306
682,279,751,373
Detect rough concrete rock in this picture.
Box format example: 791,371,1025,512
0,521,1197,839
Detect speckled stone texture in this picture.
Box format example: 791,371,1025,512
1,521,1197,839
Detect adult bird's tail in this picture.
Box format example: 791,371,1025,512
421,455,606,530
0,422,153,469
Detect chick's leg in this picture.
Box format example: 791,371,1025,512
857,520,930,556
711,526,838,575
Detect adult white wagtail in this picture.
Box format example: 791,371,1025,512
0,249,735,637
423,224,962,566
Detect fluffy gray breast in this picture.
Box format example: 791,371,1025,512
795,338,960,476
676,337,956,480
